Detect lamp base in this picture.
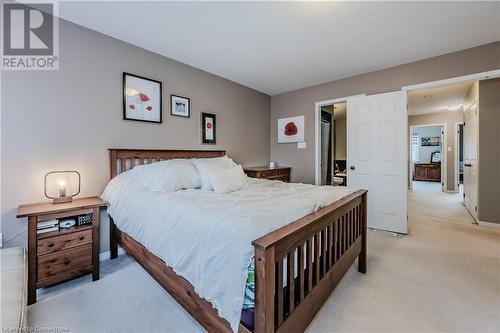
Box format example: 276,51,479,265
53,196,73,204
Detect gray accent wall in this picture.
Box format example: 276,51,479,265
1,20,271,250
478,78,500,224
271,42,500,184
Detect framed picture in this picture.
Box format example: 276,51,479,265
278,115,305,143
123,72,162,123
170,94,190,118
201,112,216,144
421,137,440,146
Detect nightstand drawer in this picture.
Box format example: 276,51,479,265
38,244,92,281
38,229,92,255
262,169,286,177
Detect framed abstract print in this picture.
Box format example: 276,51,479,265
170,94,190,118
201,112,216,144
123,72,162,123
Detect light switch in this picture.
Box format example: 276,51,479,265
447,147,452,152
298,142,306,149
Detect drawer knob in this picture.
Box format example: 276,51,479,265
79,236,85,241
47,242,54,248
64,259,70,265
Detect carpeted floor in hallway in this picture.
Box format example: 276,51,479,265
28,184,500,332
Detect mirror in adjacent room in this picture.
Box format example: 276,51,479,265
320,102,347,186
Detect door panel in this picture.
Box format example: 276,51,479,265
463,100,478,220
348,91,407,234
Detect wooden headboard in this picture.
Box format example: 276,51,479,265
109,149,226,179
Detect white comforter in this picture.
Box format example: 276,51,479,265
102,176,352,331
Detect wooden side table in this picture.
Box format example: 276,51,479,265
16,196,107,305
243,166,291,182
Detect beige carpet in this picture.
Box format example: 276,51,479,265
28,183,500,332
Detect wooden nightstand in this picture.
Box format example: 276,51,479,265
16,196,107,305
243,166,291,182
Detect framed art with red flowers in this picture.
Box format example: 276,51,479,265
278,115,304,143
201,112,216,144
123,72,162,123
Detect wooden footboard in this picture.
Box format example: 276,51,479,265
108,149,368,333
252,190,367,333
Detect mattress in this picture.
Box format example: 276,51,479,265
102,175,352,332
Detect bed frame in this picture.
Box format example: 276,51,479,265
108,149,367,333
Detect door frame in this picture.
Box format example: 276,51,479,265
401,69,500,92
403,70,500,191
454,121,464,195
314,94,365,185
409,123,447,192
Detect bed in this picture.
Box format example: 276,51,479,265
106,149,367,333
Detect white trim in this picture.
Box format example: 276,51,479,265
477,221,500,228
454,121,464,194
99,247,126,261
409,123,447,192
402,69,500,92
314,94,365,185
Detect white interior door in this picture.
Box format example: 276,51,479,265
347,91,408,234
463,100,479,220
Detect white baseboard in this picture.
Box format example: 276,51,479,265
477,220,500,228
99,246,125,261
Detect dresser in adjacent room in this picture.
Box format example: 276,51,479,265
413,163,441,182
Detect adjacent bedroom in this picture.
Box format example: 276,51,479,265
1,2,499,333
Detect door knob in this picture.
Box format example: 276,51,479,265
350,166,356,170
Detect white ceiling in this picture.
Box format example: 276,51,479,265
57,1,500,95
408,82,473,116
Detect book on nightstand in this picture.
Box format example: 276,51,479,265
36,219,59,234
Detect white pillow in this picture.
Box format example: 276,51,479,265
192,155,237,191
207,165,249,194
133,159,201,192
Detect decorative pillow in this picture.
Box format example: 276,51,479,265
208,165,249,194
133,159,201,192
192,156,237,191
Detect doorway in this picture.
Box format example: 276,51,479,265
410,124,446,192
455,122,464,199
319,102,347,186
315,92,408,234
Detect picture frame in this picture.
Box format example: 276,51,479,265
170,94,190,118
277,115,305,143
201,112,216,144
421,136,440,146
123,72,162,123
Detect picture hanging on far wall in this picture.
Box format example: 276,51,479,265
170,94,190,118
201,112,216,144
421,137,440,146
277,115,305,143
123,72,162,123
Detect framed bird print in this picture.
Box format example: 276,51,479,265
201,112,216,144
123,72,162,123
